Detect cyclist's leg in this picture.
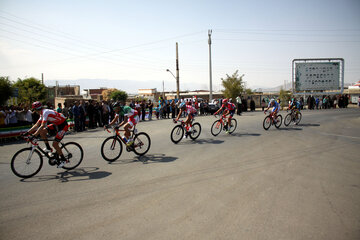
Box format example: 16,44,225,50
53,122,68,158
124,123,132,139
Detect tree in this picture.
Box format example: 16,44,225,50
279,88,292,109
13,77,47,104
221,70,245,100
245,88,253,95
0,76,13,105
110,90,128,102
101,88,117,101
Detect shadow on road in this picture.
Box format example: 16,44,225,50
179,138,224,145
135,154,178,164
277,127,303,131
20,167,112,183
109,154,178,164
297,123,321,127
230,132,261,137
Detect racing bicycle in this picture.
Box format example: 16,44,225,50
101,125,151,162
284,108,302,126
11,136,83,178
170,119,201,144
263,111,282,130
211,114,237,136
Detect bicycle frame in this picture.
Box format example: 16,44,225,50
105,126,137,145
23,136,67,162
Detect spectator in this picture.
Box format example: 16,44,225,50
56,103,62,113
250,98,255,111
87,100,95,129
261,98,266,111
236,95,242,115
72,101,81,132
141,100,146,121
8,106,18,126
79,100,86,131
147,100,153,120
0,106,6,126
171,100,176,119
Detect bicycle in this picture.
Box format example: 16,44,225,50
101,125,151,162
170,119,201,144
284,108,302,126
11,136,84,178
211,114,237,136
263,111,282,130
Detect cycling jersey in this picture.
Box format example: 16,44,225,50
290,100,301,110
268,101,280,113
186,105,197,114
120,106,138,117
119,106,139,128
38,109,67,125
221,103,236,111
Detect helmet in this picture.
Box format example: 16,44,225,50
270,98,275,103
179,102,186,109
112,102,121,108
222,99,228,104
31,101,42,110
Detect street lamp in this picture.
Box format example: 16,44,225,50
166,69,179,99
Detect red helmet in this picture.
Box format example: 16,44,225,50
32,101,42,110
222,99,228,104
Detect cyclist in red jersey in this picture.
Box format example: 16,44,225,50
23,101,69,167
214,99,236,132
174,102,197,137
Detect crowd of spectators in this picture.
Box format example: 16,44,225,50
0,94,354,130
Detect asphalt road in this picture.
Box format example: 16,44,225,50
0,108,359,240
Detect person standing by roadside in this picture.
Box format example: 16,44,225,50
147,100,153,120
72,101,81,132
141,100,146,121
236,95,242,115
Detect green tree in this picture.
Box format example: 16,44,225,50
279,88,292,109
110,90,128,102
0,76,13,105
13,77,47,104
221,70,245,100
245,88,253,95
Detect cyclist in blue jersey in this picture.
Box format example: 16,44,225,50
264,98,280,120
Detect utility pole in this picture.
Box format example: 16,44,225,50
41,73,44,85
162,80,165,98
176,42,180,100
208,29,213,102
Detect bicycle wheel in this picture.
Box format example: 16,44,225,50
133,132,151,156
61,142,84,170
101,136,123,162
189,123,201,140
275,115,282,128
211,120,222,136
284,113,292,126
228,118,237,134
263,116,271,130
11,148,43,178
295,112,302,125
170,125,184,144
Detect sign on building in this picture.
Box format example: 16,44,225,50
292,58,344,95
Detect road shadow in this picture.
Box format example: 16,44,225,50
20,167,112,183
135,154,178,164
277,127,303,131
297,123,321,127
178,138,224,145
230,132,261,137
109,154,178,164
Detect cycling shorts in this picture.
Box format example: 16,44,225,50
127,115,139,128
229,110,235,118
46,120,68,142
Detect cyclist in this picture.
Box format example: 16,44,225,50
289,97,301,124
23,101,69,168
174,102,197,137
105,102,139,146
264,98,280,121
213,98,236,133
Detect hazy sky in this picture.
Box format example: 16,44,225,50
0,0,359,93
